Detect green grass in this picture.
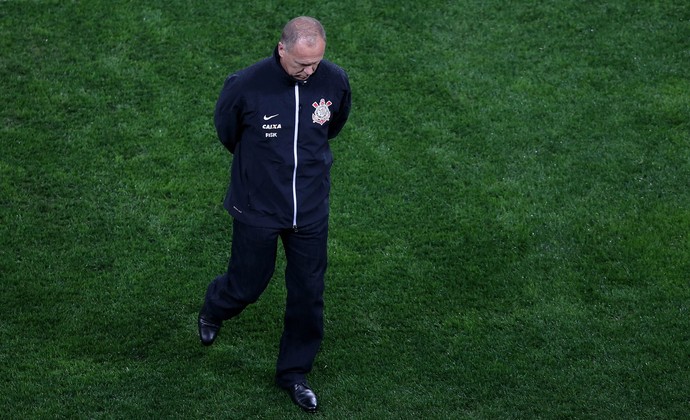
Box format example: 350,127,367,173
2,0,689,418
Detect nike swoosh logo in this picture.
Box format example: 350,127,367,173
263,114,279,121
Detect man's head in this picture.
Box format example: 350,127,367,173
278,17,326,81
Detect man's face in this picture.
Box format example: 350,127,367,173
278,39,325,81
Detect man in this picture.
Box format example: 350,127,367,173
198,16,351,413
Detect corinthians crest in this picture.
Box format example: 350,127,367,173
312,99,332,125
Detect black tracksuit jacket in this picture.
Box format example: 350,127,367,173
214,47,352,230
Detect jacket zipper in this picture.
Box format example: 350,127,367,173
291,83,299,231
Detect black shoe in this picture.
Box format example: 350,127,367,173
198,311,222,346
287,383,318,413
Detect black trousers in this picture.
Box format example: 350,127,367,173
203,216,328,388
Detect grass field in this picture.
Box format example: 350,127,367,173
1,0,689,418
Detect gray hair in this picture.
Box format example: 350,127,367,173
280,16,326,51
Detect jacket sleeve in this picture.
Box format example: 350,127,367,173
214,74,243,154
327,70,352,140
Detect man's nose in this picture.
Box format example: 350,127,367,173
304,66,314,75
